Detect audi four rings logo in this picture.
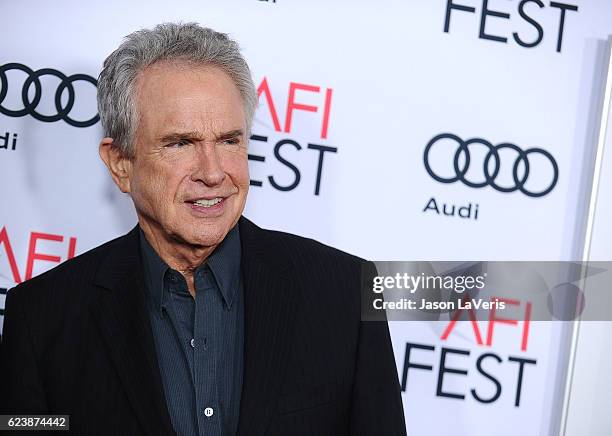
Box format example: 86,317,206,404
424,133,559,197
0,63,99,128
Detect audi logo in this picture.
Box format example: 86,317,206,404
0,62,99,128
424,133,558,198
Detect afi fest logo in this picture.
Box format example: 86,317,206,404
444,0,578,52
401,295,536,407
0,227,77,321
0,227,77,285
249,77,337,196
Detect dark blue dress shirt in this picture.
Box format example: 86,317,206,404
139,226,244,436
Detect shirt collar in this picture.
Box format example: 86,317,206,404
139,225,242,314
202,224,242,310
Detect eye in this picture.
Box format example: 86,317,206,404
222,137,241,146
166,139,190,148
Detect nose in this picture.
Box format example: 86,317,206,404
191,143,225,186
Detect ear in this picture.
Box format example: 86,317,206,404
99,137,132,193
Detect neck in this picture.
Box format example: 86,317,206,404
139,221,216,297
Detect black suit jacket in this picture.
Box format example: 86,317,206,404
0,217,406,435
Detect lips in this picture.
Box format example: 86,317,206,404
191,197,222,208
184,195,230,215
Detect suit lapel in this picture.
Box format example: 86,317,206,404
90,227,175,436
237,218,298,435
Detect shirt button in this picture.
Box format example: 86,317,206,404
204,407,214,417
190,338,195,348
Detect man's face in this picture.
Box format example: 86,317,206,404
121,62,249,251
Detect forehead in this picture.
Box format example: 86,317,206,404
134,61,245,135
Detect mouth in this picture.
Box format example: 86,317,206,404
190,197,223,208
185,196,228,216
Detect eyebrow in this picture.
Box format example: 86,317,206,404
217,129,244,141
158,129,244,144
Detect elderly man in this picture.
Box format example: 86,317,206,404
0,23,405,435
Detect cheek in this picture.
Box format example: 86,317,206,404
131,162,177,209
222,152,250,187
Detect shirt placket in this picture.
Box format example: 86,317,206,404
164,272,197,383
194,266,221,435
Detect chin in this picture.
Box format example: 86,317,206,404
190,224,232,248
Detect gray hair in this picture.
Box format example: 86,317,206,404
97,22,257,157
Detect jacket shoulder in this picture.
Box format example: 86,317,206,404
267,227,363,265
241,217,364,266
239,218,369,288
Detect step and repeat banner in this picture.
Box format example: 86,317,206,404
1,1,611,435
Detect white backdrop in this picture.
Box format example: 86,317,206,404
1,1,611,435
